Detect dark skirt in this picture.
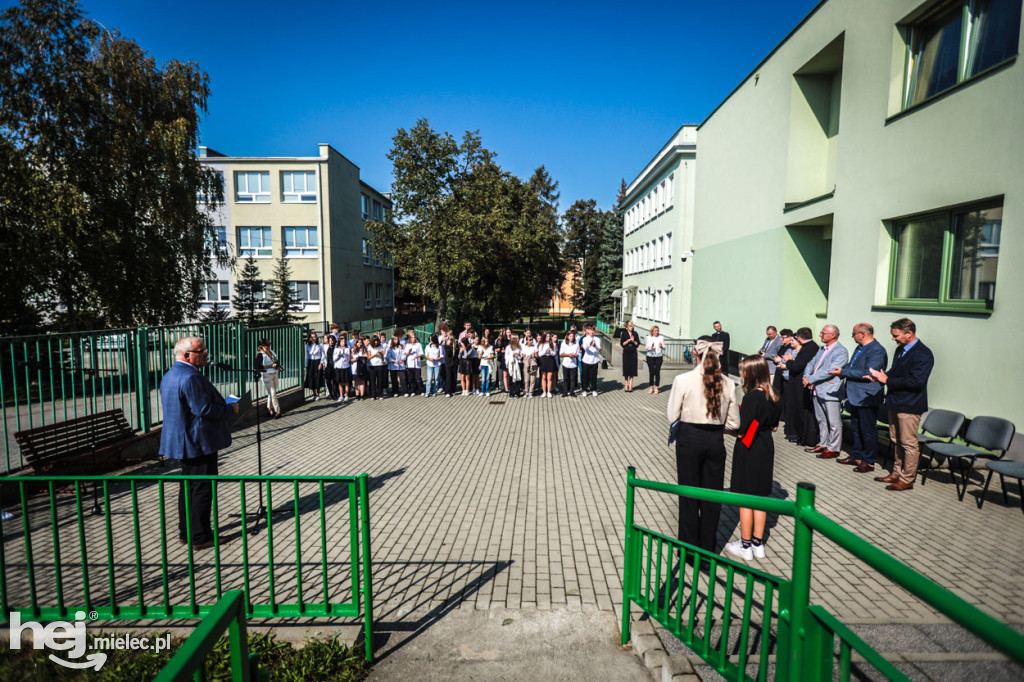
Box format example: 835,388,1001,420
730,436,775,497
355,358,368,381
539,355,557,374
459,358,472,375
303,359,322,390
622,347,638,378
339,367,352,385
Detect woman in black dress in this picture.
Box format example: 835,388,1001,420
620,320,640,392
303,332,325,400
725,356,782,562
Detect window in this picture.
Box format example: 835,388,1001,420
206,226,228,257
282,171,316,202
289,281,320,307
362,239,371,265
201,281,230,307
361,194,370,220
904,0,1021,108
198,171,224,203
372,200,383,221
667,173,675,207
238,227,272,258
889,200,1001,310
665,233,673,264
385,284,393,306
663,289,671,323
375,283,383,307
364,283,372,309
283,227,318,257
235,172,270,203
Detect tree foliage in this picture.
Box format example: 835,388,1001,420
597,180,626,321
233,255,266,325
263,257,302,326
563,199,606,315
368,119,566,325
0,0,223,333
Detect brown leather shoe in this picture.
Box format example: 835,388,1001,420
874,473,898,483
854,462,875,473
885,480,914,491
804,445,826,454
816,450,839,459
194,535,236,550
836,456,858,465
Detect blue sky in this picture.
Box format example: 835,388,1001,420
21,0,820,209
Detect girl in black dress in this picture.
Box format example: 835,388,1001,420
725,356,782,561
620,320,640,391
303,332,324,400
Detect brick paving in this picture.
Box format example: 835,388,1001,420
3,366,1023,665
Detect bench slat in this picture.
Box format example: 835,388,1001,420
14,409,140,471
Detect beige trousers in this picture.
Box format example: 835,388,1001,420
888,412,922,484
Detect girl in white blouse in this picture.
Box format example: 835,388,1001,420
645,325,666,395
478,337,496,397
504,334,524,398
559,332,580,398
537,333,559,398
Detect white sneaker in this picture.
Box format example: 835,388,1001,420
423,392,428,397
405,393,411,397
486,392,491,397
336,396,343,403
313,396,320,401
752,543,766,559
725,540,753,561
1,510,14,521
527,394,533,399
592,391,598,397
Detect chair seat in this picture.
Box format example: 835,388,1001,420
986,460,1024,478
917,434,946,445
927,442,996,459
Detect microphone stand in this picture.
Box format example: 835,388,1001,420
211,362,268,530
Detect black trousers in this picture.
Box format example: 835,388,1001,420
581,362,598,392
368,365,385,398
782,378,803,439
444,363,458,395
562,367,578,395
675,423,726,553
389,369,405,395
405,367,423,395
325,367,340,399
178,454,218,544
647,356,663,388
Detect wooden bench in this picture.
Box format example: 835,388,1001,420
14,409,154,474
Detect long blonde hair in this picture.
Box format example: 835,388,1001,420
739,356,778,402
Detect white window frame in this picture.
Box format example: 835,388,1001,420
198,171,224,203
284,226,318,258
281,171,317,202
362,239,371,265
201,280,230,307
665,233,673,266
364,283,372,309
238,227,272,258
375,283,383,307
235,171,270,203
667,173,675,208
289,281,320,309
664,289,671,323
361,194,370,220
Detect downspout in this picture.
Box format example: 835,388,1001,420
316,157,326,325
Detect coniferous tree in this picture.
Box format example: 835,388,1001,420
563,199,604,315
597,180,626,322
263,257,301,325
233,255,266,326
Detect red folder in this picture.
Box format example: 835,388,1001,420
741,419,760,448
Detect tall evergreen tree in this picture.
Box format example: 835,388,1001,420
263,257,301,325
233,255,265,325
597,180,626,322
0,0,224,331
563,199,604,315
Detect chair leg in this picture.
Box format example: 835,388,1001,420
978,469,995,509
1018,478,1024,518
1000,474,1009,505
954,457,975,502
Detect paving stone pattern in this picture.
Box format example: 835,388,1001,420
4,367,1023,661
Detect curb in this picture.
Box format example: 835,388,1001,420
622,615,699,682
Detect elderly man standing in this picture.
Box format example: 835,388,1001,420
758,326,784,375
159,336,238,549
831,323,887,473
869,318,934,491
802,325,849,459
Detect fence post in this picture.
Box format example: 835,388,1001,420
358,473,375,662
236,320,246,400
135,328,152,432
621,466,637,645
787,482,817,682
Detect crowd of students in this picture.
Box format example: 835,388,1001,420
280,322,613,408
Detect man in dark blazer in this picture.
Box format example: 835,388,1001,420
712,321,731,375
159,336,238,547
775,327,818,445
868,318,934,491
831,323,887,473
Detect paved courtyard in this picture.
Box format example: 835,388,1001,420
3,366,1023,678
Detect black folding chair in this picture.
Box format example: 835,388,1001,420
916,409,966,486
926,416,1016,502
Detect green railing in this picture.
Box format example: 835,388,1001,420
0,321,305,473
154,590,264,682
596,319,615,335
621,468,1024,681
0,473,375,661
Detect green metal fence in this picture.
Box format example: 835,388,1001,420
0,473,375,661
0,321,305,473
154,590,263,682
621,468,1024,681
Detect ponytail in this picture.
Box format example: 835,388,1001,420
702,350,724,420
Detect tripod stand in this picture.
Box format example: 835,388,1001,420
213,362,269,528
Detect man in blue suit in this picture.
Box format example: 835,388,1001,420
869,318,935,491
159,336,238,548
802,325,849,459
830,323,887,473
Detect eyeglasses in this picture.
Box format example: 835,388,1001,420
188,349,208,355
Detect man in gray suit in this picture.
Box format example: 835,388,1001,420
758,326,784,375
802,325,849,459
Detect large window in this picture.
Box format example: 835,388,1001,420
289,281,319,307
198,171,224,203
283,227,318,257
361,194,370,220
238,227,272,258
890,200,1001,310
364,283,372,309
235,172,270,203
202,281,230,307
206,226,228,257
362,239,371,265
282,171,317,202
375,283,383,307
904,0,1021,108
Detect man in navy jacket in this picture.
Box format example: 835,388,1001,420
159,336,238,547
868,318,934,491
831,323,887,473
